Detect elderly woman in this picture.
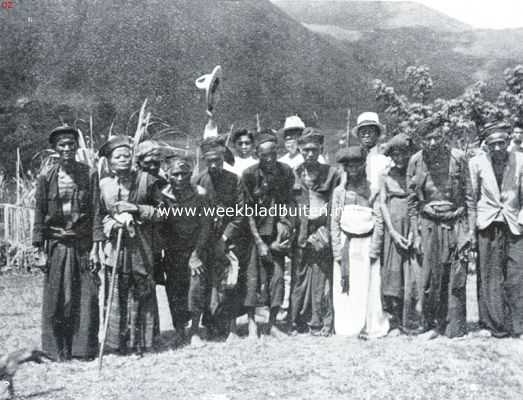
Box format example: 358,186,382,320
407,119,474,339
330,143,389,338
33,125,102,361
98,136,162,355
380,134,423,334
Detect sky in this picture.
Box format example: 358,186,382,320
394,0,523,29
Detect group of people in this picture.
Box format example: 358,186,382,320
32,110,523,362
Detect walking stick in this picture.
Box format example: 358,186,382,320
98,227,123,373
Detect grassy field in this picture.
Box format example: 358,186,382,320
1,272,523,400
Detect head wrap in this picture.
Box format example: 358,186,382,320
417,113,447,137
98,135,133,158
336,145,366,163
200,136,226,157
49,125,79,145
136,140,161,159
255,129,278,148
383,133,413,156
481,121,511,143
299,127,324,147
165,154,193,173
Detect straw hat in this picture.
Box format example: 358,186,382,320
352,112,385,137
195,65,222,114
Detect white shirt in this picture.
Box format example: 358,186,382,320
232,155,258,176
366,145,392,193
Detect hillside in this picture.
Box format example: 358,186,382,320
271,0,471,32
272,0,520,99
0,0,372,174
1,0,521,175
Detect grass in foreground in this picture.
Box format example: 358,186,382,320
1,272,523,400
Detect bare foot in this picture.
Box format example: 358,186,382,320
268,325,287,339
418,329,439,340
226,332,241,343
190,334,206,348
247,319,258,340
320,326,332,337
388,328,402,337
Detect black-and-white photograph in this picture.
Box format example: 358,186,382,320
1,0,523,399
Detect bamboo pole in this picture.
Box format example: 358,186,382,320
345,109,351,145
98,228,123,373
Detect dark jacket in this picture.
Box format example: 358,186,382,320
33,162,103,246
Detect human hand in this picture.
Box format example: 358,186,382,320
391,230,410,250
89,244,101,273
341,275,349,294
257,240,272,262
413,233,423,256
113,201,139,214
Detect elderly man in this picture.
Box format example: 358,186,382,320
290,129,340,336
469,121,523,338
352,112,391,191
407,118,474,339
242,130,296,339
33,125,102,361
160,155,211,347
193,136,245,341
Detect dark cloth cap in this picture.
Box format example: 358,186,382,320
418,114,448,137
299,127,324,146
255,130,278,148
99,135,133,158
165,154,193,172
336,145,366,163
200,136,226,156
383,133,413,156
49,125,79,145
136,140,161,159
481,120,511,141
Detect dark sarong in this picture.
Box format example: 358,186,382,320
291,218,333,331
420,216,468,337
163,249,207,329
42,239,99,360
382,195,423,331
477,222,523,336
104,240,158,353
244,235,285,309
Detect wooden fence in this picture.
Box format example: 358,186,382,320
0,203,34,268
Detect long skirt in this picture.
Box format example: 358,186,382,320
333,234,389,338
164,248,207,330
104,268,157,353
477,222,523,337
420,217,467,337
42,239,99,360
291,245,333,331
382,197,423,331
244,235,285,309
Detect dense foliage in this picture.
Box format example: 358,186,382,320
373,65,523,150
